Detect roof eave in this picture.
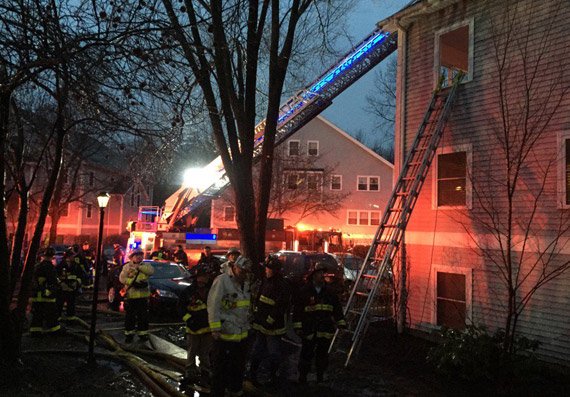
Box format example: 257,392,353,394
377,0,460,32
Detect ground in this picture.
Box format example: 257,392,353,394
2,293,569,396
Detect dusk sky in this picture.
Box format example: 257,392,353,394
321,0,409,143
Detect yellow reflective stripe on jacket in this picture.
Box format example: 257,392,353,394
259,295,276,306
236,299,250,308
316,331,335,339
220,330,248,341
304,304,333,312
293,322,302,329
66,275,78,280
209,321,222,330
31,291,56,302
337,319,347,326
125,290,150,299
186,326,211,335
252,323,287,336
182,313,191,322
188,303,207,311
266,315,275,324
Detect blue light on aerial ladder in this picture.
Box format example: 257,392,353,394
185,233,217,241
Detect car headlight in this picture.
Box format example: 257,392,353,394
155,289,178,299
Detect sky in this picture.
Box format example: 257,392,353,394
320,0,409,141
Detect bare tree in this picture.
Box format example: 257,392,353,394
156,0,349,267
457,0,570,352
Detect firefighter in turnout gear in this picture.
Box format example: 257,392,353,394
178,268,213,390
248,256,291,388
30,247,61,335
208,255,252,396
293,262,346,384
56,251,86,321
119,248,154,343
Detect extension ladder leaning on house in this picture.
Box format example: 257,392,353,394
329,73,464,367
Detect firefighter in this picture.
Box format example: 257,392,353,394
119,248,155,343
81,241,95,287
178,268,213,389
173,244,189,268
208,255,252,397
293,262,346,384
248,255,291,388
194,245,222,276
30,247,62,336
56,251,85,321
112,243,125,266
219,247,240,274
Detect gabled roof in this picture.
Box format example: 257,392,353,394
314,115,394,169
378,0,460,31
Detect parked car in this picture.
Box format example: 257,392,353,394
52,244,70,265
272,250,344,294
107,260,193,314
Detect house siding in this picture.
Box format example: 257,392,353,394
397,0,570,363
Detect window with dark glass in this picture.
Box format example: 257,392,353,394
348,211,357,225
438,24,469,87
89,172,94,187
86,204,92,219
437,152,466,206
436,272,466,329
288,140,300,156
224,206,235,222
331,175,342,190
308,141,319,156
287,173,298,190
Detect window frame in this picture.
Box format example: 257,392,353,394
557,131,570,208
307,140,319,156
331,174,342,191
285,171,300,190
356,175,381,192
288,140,300,156
86,204,93,219
434,18,474,88
88,171,94,187
431,264,472,328
306,171,322,191
432,144,472,209
346,209,382,226
223,206,236,222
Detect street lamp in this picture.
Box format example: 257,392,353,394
88,192,110,364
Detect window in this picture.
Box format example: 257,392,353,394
136,193,141,208
86,204,92,219
224,206,235,222
331,175,342,191
357,176,380,191
286,173,299,190
130,191,135,207
437,152,466,207
566,138,570,205
288,140,300,156
89,172,94,187
347,210,381,226
307,172,322,191
307,140,319,156
60,203,69,217
435,20,473,87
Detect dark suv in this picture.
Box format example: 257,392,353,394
273,251,344,294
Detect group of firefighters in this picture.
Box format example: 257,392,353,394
29,243,346,396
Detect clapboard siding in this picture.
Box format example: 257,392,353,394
395,0,570,363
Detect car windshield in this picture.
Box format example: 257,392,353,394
343,257,365,271
149,262,188,279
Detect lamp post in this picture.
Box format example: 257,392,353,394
87,192,110,364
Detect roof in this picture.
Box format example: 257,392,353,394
314,115,394,169
378,0,460,31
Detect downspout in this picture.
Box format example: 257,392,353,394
394,18,409,335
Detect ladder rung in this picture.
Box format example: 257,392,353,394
382,224,397,229
362,274,378,279
349,309,363,315
355,291,369,297
389,208,403,212
396,192,409,196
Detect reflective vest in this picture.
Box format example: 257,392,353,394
56,261,84,292
293,282,346,339
31,260,60,303
208,268,251,342
119,261,154,299
252,275,290,336
180,284,211,335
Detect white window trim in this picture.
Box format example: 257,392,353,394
223,206,236,222
306,171,323,191
433,18,475,88
307,140,319,156
288,140,300,156
346,209,382,226
356,175,381,192
557,131,570,208
331,174,343,191
347,210,358,225
285,171,300,190
431,264,473,327
432,144,472,210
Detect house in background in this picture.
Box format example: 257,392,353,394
211,115,394,252
380,0,570,363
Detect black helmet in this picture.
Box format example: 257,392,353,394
42,247,56,257
264,256,282,271
309,262,328,277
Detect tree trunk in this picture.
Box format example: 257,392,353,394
9,189,28,297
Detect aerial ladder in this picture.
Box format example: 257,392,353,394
329,73,465,367
161,28,398,228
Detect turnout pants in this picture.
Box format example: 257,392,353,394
211,339,248,396
124,298,149,337
186,333,214,384
249,331,284,383
57,291,77,319
30,301,60,334
298,337,331,382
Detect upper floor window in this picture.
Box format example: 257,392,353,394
286,173,299,190
357,176,380,191
86,204,93,219
61,203,69,217
347,210,381,226
435,20,474,88
288,140,300,156
224,206,236,222
130,191,135,207
307,172,322,191
331,175,342,191
88,171,94,187
307,140,319,156
437,152,467,207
